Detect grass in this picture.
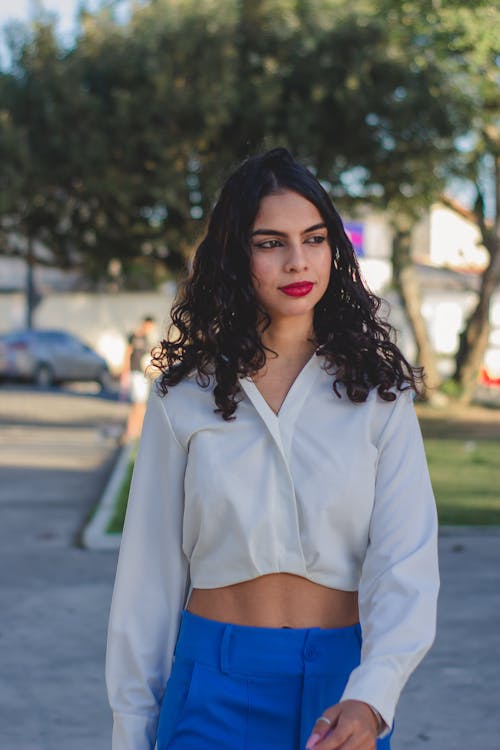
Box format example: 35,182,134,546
106,405,500,533
106,446,137,534
424,439,500,525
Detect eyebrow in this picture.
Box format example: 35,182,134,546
251,222,327,237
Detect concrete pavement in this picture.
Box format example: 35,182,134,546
0,386,498,750
0,387,128,750
395,527,500,749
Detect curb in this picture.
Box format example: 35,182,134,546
439,525,500,536
82,441,135,550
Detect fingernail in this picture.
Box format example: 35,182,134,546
305,733,321,750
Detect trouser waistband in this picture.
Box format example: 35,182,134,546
174,610,362,677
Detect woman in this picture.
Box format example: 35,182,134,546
106,148,439,750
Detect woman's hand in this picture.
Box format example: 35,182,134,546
305,700,379,750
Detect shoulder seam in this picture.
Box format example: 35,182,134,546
154,390,186,453
376,387,414,450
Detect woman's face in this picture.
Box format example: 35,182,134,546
249,190,332,327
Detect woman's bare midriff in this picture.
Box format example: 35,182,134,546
186,572,359,629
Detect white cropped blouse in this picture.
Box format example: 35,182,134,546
106,350,439,750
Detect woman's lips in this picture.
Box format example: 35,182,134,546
279,282,314,297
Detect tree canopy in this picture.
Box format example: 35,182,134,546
0,0,469,280
0,0,499,398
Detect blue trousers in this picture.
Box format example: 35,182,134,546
156,610,392,750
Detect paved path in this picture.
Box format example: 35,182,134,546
0,386,498,750
394,528,500,749
0,387,128,750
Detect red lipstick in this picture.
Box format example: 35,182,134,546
279,282,314,297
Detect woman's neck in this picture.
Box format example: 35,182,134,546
259,319,317,364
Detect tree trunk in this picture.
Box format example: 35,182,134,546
391,225,442,393
453,156,500,404
453,253,499,404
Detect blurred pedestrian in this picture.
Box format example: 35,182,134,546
120,315,156,441
106,149,439,750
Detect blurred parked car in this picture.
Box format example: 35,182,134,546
0,329,114,390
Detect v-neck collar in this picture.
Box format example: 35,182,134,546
241,348,321,418
238,350,323,457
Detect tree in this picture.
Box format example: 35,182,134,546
0,19,85,326
434,3,500,403
375,0,500,402
2,0,496,390
0,1,240,314
217,0,462,391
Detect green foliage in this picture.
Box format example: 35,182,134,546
377,0,499,191
0,3,240,282
0,0,497,292
439,378,463,399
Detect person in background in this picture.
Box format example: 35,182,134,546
120,315,156,442
106,149,439,750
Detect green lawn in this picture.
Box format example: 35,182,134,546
106,447,137,534
106,427,500,534
424,439,500,525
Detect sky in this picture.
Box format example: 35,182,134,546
0,0,117,63
0,0,94,36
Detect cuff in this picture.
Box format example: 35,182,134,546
365,703,390,738
340,663,399,737
112,710,159,750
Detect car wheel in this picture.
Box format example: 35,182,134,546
35,363,54,388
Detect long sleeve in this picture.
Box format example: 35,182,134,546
106,384,189,750
340,389,439,733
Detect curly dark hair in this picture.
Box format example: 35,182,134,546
152,147,423,420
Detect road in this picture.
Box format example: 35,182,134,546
0,386,498,750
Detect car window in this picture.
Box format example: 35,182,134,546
37,332,68,344
65,335,87,349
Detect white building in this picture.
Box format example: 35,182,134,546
345,200,499,382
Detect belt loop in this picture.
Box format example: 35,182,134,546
220,624,233,674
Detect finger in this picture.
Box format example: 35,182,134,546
316,721,376,750
305,708,340,749
313,720,352,750
322,737,370,750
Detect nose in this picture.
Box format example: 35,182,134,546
284,240,308,272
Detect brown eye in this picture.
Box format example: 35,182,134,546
255,239,282,249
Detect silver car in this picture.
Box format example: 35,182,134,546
0,329,113,389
